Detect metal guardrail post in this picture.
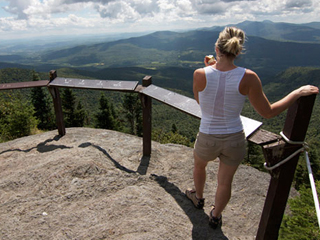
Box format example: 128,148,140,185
256,94,317,239
48,70,66,136
141,76,152,156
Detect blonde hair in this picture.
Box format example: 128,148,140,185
215,27,246,57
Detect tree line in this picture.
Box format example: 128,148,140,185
0,71,189,145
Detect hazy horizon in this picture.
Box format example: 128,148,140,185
1,0,319,41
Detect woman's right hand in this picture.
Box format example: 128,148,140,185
296,85,319,97
204,55,216,67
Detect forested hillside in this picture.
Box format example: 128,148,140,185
35,31,320,80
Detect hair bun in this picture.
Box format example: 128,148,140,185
225,37,241,56
215,27,246,57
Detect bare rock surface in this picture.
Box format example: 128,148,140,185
0,128,277,239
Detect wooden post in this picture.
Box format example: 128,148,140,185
48,70,66,136
256,94,317,239
141,76,152,156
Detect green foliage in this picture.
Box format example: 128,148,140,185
95,93,121,130
155,104,199,142
30,71,55,130
279,182,320,240
295,139,320,190
74,101,88,127
171,123,178,133
244,141,266,171
0,68,33,83
152,128,192,147
61,88,86,127
122,93,142,136
0,92,38,142
61,88,76,127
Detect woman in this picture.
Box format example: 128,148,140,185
186,26,319,229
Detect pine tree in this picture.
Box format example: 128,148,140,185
61,88,76,127
95,94,117,130
74,101,86,127
279,182,320,240
30,71,55,130
171,123,178,133
151,127,192,147
245,141,265,171
0,92,38,141
61,88,87,127
295,139,320,190
122,93,142,136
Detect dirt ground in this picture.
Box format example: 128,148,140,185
0,128,279,239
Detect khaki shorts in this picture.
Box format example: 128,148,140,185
194,131,247,166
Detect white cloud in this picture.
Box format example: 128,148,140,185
0,17,27,32
1,0,319,39
2,0,34,19
95,1,140,21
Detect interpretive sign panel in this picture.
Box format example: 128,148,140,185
49,77,138,91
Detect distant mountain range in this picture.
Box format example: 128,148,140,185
206,20,320,42
0,20,320,81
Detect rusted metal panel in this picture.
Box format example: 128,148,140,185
0,80,49,90
48,77,138,91
141,84,262,138
141,84,201,117
247,129,280,145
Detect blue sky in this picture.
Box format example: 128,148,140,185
0,0,319,40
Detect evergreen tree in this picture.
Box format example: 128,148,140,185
135,103,143,137
122,93,142,136
279,182,320,240
61,88,87,127
95,94,117,130
110,101,122,130
152,127,192,147
74,101,87,127
295,139,320,190
61,88,76,127
171,123,178,133
30,71,55,130
245,142,265,171
0,92,38,141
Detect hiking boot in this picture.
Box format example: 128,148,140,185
185,189,205,209
209,205,222,229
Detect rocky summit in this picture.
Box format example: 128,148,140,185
0,127,290,239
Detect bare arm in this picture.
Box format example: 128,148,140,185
193,68,206,104
240,70,319,119
193,57,216,103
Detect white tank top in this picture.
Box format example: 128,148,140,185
199,66,246,134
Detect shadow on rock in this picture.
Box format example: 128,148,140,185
137,155,150,175
151,174,228,240
78,142,136,174
0,135,72,155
